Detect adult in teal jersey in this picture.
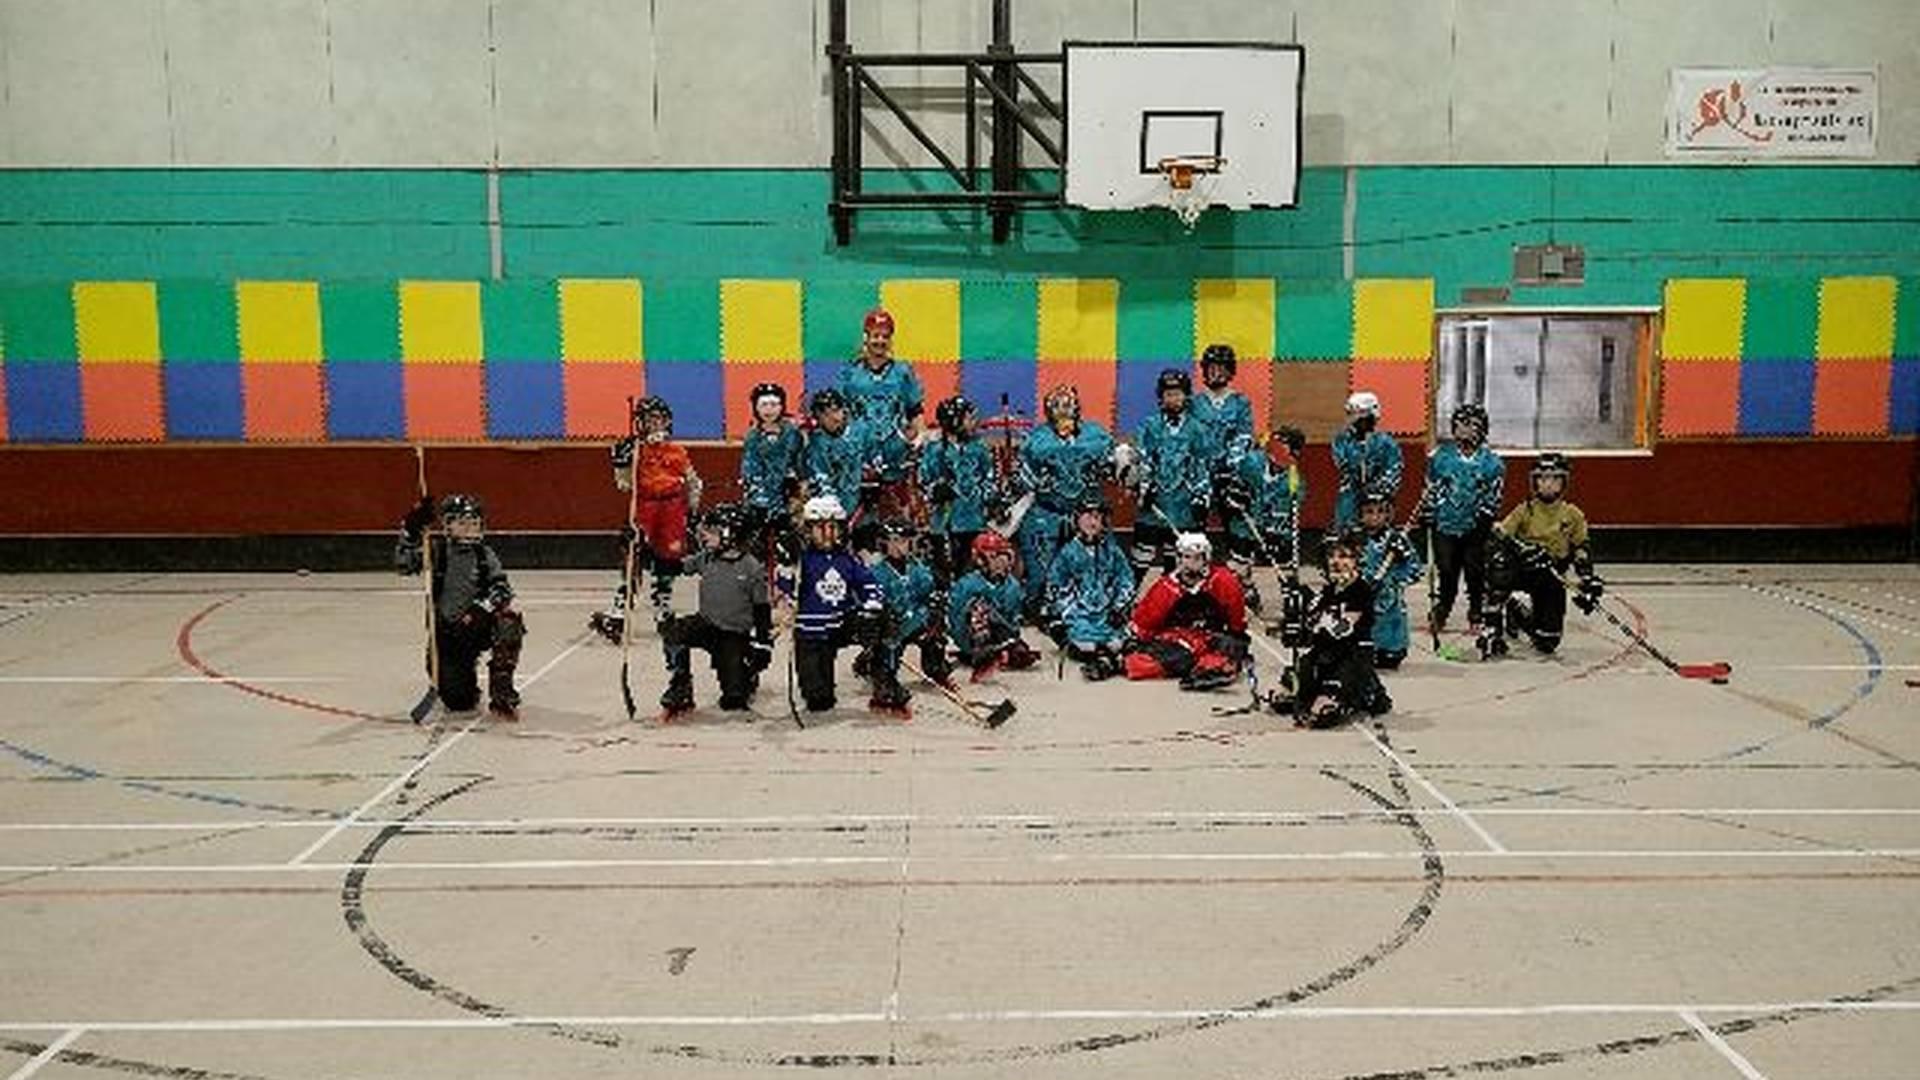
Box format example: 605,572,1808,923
836,307,924,487
1190,343,1256,466
1015,384,1116,607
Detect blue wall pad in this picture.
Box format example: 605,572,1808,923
486,363,564,439
644,362,724,439
5,363,83,441
1737,359,1816,436
164,363,244,440
324,363,405,440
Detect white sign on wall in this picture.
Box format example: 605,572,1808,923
1667,68,1877,158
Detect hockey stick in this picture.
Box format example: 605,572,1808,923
898,654,1014,728
407,447,439,725
617,407,644,721
1585,592,1731,682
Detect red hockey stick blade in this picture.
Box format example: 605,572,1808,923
1676,661,1733,681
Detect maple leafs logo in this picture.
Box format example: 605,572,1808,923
1688,79,1772,143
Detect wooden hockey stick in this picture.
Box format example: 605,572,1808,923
899,654,1014,728
1587,594,1732,682
618,411,645,720
407,447,440,724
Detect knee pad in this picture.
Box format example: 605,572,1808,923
492,609,526,647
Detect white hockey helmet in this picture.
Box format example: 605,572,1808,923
802,494,847,522
1344,391,1382,419
1174,532,1213,560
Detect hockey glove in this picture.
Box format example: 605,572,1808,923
748,636,774,674
402,496,436,542
929,479,957,505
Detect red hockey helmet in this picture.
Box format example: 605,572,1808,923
971,532,1015,560
863,307,896,336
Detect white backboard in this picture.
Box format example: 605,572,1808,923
1064,42,1304,212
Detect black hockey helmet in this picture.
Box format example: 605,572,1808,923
1156,368,1192,398
809,388,848,416
1200,342,1238,378
439,493,484,522
1532,451,1572,480
1451,402,1490,439
634,395,672,428
935,394,976,435
1324,527,1367,561
878,516,917,541
701,502,749,546
749,382,787,410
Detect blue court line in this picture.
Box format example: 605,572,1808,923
0,738,336,819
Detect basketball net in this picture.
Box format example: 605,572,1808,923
1157,155,1225,231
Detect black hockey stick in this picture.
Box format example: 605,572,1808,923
407,446,439,725
899,654,1014,728
1585,592,1732,682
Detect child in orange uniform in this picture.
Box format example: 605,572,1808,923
590,396,704,640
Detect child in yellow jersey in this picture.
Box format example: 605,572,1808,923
1477,452,1604,658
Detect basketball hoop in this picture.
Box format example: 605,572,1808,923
1156,155,1226,230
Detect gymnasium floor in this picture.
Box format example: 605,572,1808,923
1,564,1916,1079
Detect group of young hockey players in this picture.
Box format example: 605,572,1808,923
398,307,1607,730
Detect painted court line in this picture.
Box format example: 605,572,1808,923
3,1028,84,1080
1681,1009,1770,1079
0,676,346,685
1249,632,1505,851
5,806,1919,832
0,1001,1915,1033
284,715,484,866
10,848,1920,876
1357,724,1507,852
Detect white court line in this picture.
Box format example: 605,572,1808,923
0,676,345,685
1357,724,1507,852
278,637,583,865
7,807,1920,832
1681,1009,1770,1079
521,638,589,688
3,1028,84,1080
1250,633,1506,852
1764,664,1920,672
10,847,1920,876
0,1001,1916,1033
284,715,484,866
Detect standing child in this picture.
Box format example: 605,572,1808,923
1356,491,1424,670
657,503,774,719
919,394,998,586
1331,390,1403,531
804,388,866,525
1120,533,1249,691
1480,452,1603,658
590,396,701,641
785,495,902,714
1191,342,1256,465
397,494,525,720
1418,402,1505,635
868,518,954,692
739,381,805,565
1043,497,1137,680
1131,369,1212,575
1015,384,1117,604
948,532,1039,676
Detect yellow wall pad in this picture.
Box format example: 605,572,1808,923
721,279,802,361
1661,278,1746,361
399,281,484,362
1816,276,1897,360
237,282,322,363
73,282,160,363
1352,279,1433,361
1195,278,1276,359
879,280,961,362
1037,279,1118,360
560,279,644,362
